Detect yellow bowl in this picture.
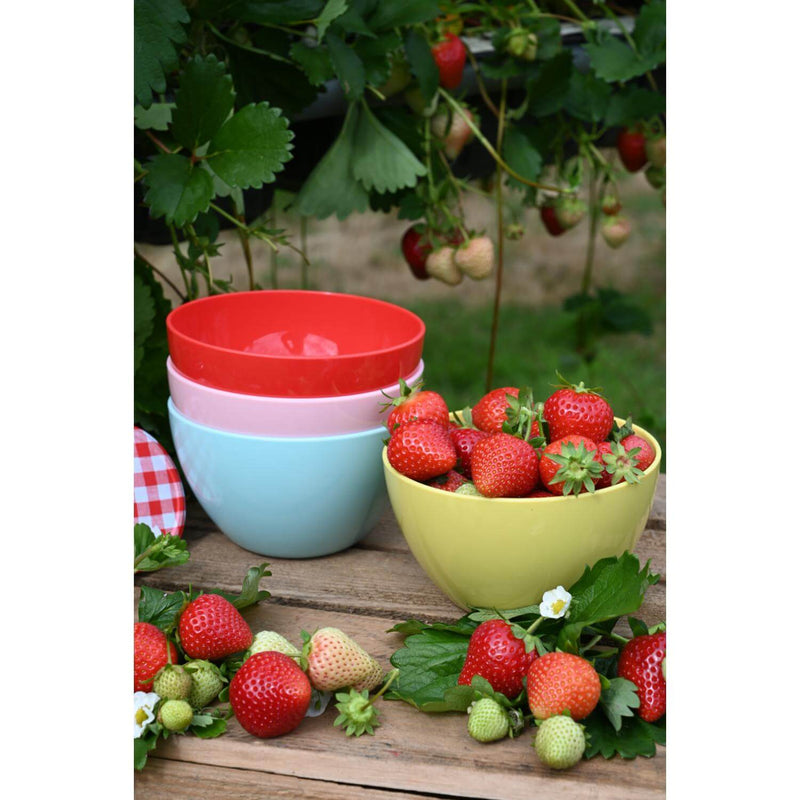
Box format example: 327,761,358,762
382,421,662,610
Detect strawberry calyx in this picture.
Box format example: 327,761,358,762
501,386,542,442
380,377,423,411
546,441,605,496
333,668,399,737
552,370,605,398
601,441,644,486
609,416,635,442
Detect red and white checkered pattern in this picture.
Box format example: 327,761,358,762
134,427,185,537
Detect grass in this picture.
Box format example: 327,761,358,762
401,295,666,468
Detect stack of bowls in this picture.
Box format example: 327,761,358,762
166,290,425,558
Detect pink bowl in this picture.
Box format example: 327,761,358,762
167,357,425,437
166,290,425,398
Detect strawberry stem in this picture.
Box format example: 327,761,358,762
367,668,400,707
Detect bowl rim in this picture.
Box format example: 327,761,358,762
166,290,426,362
168,397,389,443
382,417,662,503
166,356,425,404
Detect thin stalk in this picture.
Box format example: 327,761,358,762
300,216,309,289
269,206,278,289
464,46,500,118
167,225,194,299
577,166,601,355
134,248,187,302
237,223,255,291
485,79,508,393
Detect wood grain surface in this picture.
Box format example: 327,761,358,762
135,475,666,799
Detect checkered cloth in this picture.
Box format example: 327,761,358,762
134,427,185,537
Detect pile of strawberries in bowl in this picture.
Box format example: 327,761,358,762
384,376,658,498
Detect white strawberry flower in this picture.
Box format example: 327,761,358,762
540,586,572,619
134,691,160,738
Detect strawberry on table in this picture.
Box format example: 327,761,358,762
471,432,539,498
458,619,537,698
430,32,467,89
527,652,601,721
543,377,615,443
385,380,450,433
533,715,586,769
304,627,384,692
387,419,457,481
467,697,512,742
229,651,312,738
178,593,253,661
617,631,666,722
134,621,178,692
539,435,604,496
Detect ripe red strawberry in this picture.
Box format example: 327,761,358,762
458,619,538,698
539,435,604,496
385,380,450,433
472,387,520,434
543,380,614,442
601,215,631,249
620,434,656,471
386,419,457,481
134,622,178,692
431,33,466,90
178,593,253,661
454,236,495,280
540,204,566,236
526,488,555,498
426,469,467,492
527,652,601,720
229,651,311,738
617,632,666,722
597,440,643,487
471,432,539,498
617,127,648,172
450,426,490,478
594,441,615,489
431,108,475,160
401,225,433,280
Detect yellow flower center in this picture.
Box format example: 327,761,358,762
135,708,149,726
551,599,566,615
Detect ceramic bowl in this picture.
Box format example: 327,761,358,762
168,399,388,558
167,357,424,437
166,290,425,398
382,422,662,610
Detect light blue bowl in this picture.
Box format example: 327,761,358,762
168,398,388,558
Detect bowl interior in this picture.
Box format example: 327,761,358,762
168,290,424,359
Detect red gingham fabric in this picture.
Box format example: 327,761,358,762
134,427,185,537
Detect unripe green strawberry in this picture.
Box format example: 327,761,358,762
533,715,586,769
304,627,384,692
554,197,586,230
601,215,632,249
522,34,538,62
153,664,192,701
645,165,666,189
504,222,525,240
467,698,509,742
157,699,194,732
185,660,226,709
247,630,302,664
425,247,463,286
455,481,481,496
505,28,528,58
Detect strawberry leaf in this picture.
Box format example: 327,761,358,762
190,715,228,739
208,562,271,610
137,586,186,633
134,523,190,573
134,725,160,770
583,711,666,759
598,675,640,732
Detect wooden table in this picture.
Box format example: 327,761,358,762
135,476,666,800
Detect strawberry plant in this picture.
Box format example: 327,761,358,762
134,0,665,439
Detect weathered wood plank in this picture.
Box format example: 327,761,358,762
135,758,441,800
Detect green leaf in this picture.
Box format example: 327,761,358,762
354,32,401,86
133,276,155,372
525,15,563,61
294,103,370,219
134,0,189,107
191,716,228,738
317,0,349,41
143,153,214,227
326,31,365,99
334,0,377,36
171,55,235,150
290,41,335,86
206,562,272,609
367,0,440,31
207,103,294,189
216,0,325,24
604,87,665,127
557,553,659,653
502,126,543,192
404,28,438,104
351,102,425,193
598,676,640,732
633,0,666,65
137,586,186,633
583,712,665,759
134,728,160,770
565,69,612,123
585,37,650,83
525,52,573,117
134,102,175,131
134,523,190,573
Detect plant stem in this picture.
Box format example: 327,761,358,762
576,164,600,356
168,225,194,299
368,669,400,706
485,79,508,393
300,216,309,289
464,46,500,118
269,206,278,289
134,248,187,302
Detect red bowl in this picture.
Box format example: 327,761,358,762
166,290,426,398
